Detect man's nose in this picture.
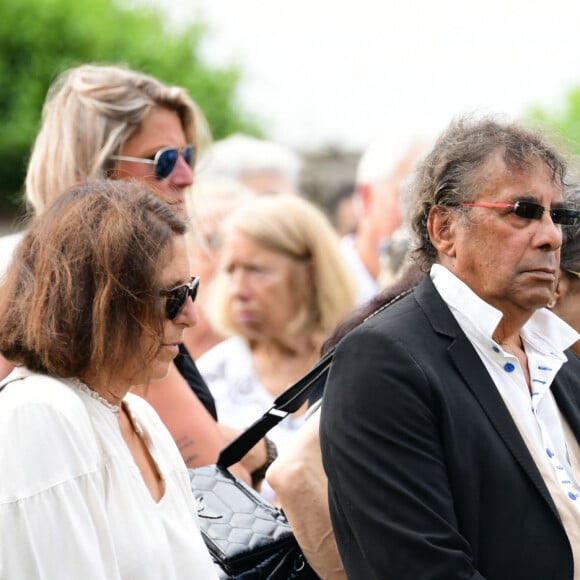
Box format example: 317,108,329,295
537,211,563,251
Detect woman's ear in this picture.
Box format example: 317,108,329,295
427,205,457,258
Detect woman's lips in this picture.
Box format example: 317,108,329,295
236,311,257,324
161,343,180,355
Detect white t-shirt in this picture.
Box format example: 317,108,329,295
0,367,218,580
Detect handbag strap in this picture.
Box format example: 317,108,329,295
217,347,335,469
216,286,415,469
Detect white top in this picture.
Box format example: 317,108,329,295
0,231,23,279
431,264,580,505
340,233,380,305
0,367,218,580
197,336,305,502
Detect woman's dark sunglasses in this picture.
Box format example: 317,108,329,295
461,201,580,226
160,276,200,320
111,144,195,180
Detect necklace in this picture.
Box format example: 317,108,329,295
68,377,121,416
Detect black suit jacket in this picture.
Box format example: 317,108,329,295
320,276,580,580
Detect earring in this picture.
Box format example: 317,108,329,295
547,300,557,309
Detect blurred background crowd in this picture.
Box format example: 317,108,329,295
3,0,580,233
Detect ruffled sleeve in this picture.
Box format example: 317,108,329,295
0,373,122,579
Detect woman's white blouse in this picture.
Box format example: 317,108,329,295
0,367,218,579
197,336,305,502
197,336,305,453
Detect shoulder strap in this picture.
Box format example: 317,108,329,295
217,348,335,469
216,286,415,469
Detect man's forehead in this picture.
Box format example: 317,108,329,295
474,153,562,197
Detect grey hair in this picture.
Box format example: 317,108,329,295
408,115,567,270
196,134,302,192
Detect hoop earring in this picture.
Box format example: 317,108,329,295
547,300,557,309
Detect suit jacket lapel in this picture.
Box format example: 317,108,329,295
414,276,561,515
552,358,580,440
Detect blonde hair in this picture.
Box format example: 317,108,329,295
25,63,210,215
210,195,357,348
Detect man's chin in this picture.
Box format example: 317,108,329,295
527,294,558,312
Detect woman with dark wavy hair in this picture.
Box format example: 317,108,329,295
0,180,217,579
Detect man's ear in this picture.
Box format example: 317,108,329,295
427,205,457,258
356,183,373,214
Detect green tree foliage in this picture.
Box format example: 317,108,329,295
0,0,261,207
528,88,580,156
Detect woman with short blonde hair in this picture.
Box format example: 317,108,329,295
211,194,357,346
198,194,357,500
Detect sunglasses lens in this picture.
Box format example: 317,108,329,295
183,145,195,168
513,202,544,220
190,279,199,303
156,149,179,179
551,208,580,226
165,286,187,320
164,278,199,320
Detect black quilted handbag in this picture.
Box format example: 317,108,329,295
189,351,333,579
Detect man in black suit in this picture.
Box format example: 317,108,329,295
320,116,580,579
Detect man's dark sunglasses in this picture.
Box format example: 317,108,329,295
160,276,200,320
111,144,195,180
461,201,580,226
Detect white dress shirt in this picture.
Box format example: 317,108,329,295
431,264,580,505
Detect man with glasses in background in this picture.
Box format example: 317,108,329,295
320,116,580,579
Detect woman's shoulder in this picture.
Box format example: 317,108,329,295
196,337,263,410
0,368,100,502
0,367,90,419
196,336,251,375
